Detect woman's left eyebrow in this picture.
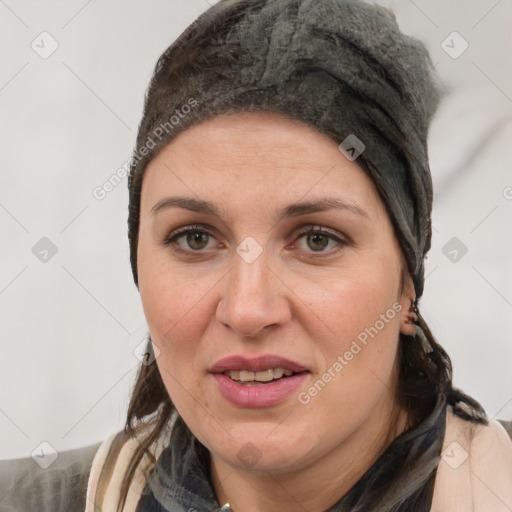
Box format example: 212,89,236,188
274,198,369,222
150,196,369,222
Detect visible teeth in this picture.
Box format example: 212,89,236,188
273,368,284,379
255,369,274,382
225,367,295,382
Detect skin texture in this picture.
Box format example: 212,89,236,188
137,112,417,512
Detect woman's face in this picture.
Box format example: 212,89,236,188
137,112,415,473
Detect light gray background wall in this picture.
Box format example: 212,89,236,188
1,0,511,460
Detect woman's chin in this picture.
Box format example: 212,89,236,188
228,449,305,473
210,432,314,473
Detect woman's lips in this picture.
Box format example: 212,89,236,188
212,371,309,408
209,354,308,374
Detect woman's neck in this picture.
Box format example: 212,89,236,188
210,394,411,512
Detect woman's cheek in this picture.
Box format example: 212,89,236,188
141,262,193,330
311,279,400,378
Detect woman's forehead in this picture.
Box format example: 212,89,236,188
158,111,339,161
140,112,383,215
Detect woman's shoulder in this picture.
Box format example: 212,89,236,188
85,422,172,512
431,405,512,511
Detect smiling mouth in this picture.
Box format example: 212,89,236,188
224,367,305,385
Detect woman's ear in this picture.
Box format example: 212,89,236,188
399,272,417,337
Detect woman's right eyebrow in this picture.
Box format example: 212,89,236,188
150,196,369,222
151,196,220,217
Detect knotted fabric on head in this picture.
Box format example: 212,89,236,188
127,0,444,299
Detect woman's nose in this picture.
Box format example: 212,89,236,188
215,246,291,339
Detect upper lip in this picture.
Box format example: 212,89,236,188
209,354,309,374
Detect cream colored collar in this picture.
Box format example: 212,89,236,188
432,407,512,511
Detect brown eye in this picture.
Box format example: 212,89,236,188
305,232,330,252
184,231,210,250
162,226,216,252
295,227,346,255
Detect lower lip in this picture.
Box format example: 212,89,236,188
212,372,309,408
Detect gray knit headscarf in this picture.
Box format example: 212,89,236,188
127,0,444,299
